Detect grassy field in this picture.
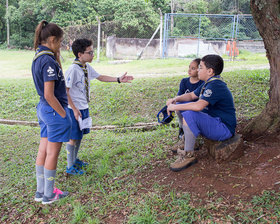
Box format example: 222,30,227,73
0,68,270,125
0,49,269,78
1,50,278,223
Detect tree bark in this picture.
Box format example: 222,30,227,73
243,0,280,138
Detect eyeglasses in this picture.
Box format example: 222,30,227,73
84,51,94,56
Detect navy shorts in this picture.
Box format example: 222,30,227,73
69,108,90,140
182,110,232,141
37,102,72,143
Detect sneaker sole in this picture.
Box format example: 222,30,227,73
34,198,43,202
42,196,69,205
42,200,56,205
66,171,85,175
169,158,198,172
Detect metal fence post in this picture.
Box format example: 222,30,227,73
197,14,202,57
235,15,239,40
159,8,163,58
162,13,168,58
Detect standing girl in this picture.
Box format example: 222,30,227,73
32,21,72,204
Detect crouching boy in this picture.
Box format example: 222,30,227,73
167,54,236,172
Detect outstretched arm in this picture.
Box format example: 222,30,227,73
97,72,134,83
166,92,198,106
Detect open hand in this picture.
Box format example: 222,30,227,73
119,72,134,83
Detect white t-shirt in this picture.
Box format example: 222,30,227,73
65,63,100,110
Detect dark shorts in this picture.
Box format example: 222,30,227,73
37,102,72,142
69,108,90,140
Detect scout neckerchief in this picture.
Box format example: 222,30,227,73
199,75,223,98
33,49,54,61
73,59,90,102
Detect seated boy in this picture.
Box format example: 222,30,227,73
167,54,236,172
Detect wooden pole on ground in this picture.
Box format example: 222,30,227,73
137,24,160,60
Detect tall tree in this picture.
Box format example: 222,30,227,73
244,0,280,137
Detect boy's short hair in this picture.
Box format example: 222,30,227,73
201,54,224,75
72,38,93,58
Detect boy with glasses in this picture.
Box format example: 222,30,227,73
167,54,236,172
65,38,133,175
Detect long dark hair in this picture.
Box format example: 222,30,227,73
34,20,63,49
34,20,63,65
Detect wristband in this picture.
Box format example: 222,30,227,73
117,77,121,83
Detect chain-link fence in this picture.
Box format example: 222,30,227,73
62,18,160,59
162,13,262,58
61,13,262,60
235,15,261,40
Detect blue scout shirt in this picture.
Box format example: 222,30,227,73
177,77,204,95
32,45,68,107
194,76,236,134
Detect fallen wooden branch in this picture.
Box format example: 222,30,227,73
0,119,160,131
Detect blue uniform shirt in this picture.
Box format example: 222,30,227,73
177,77,204,95
32,45,68,107
194,77,236,134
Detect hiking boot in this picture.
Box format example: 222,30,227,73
178,127,184,139
66,165,84,175
74,159,88,168
170,149,197,172
170,138,184,154
42,188,69,205
34,191,44,202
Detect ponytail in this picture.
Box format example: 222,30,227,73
34,20,64,64
34,20,63,50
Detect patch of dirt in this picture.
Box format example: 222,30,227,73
135,124,280,204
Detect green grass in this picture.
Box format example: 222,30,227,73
1,124,279,223
0,69,270,124
0,49,268,78
0,50,277,223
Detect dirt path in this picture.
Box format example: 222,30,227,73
136,125,280,204
0,63,269,79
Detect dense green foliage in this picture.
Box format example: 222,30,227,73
0,0,251,48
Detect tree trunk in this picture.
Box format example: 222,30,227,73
243,0,280,138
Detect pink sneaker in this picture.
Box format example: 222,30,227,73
42,188,69,205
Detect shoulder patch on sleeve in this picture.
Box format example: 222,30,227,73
203,89,212,97
47,66,55,77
